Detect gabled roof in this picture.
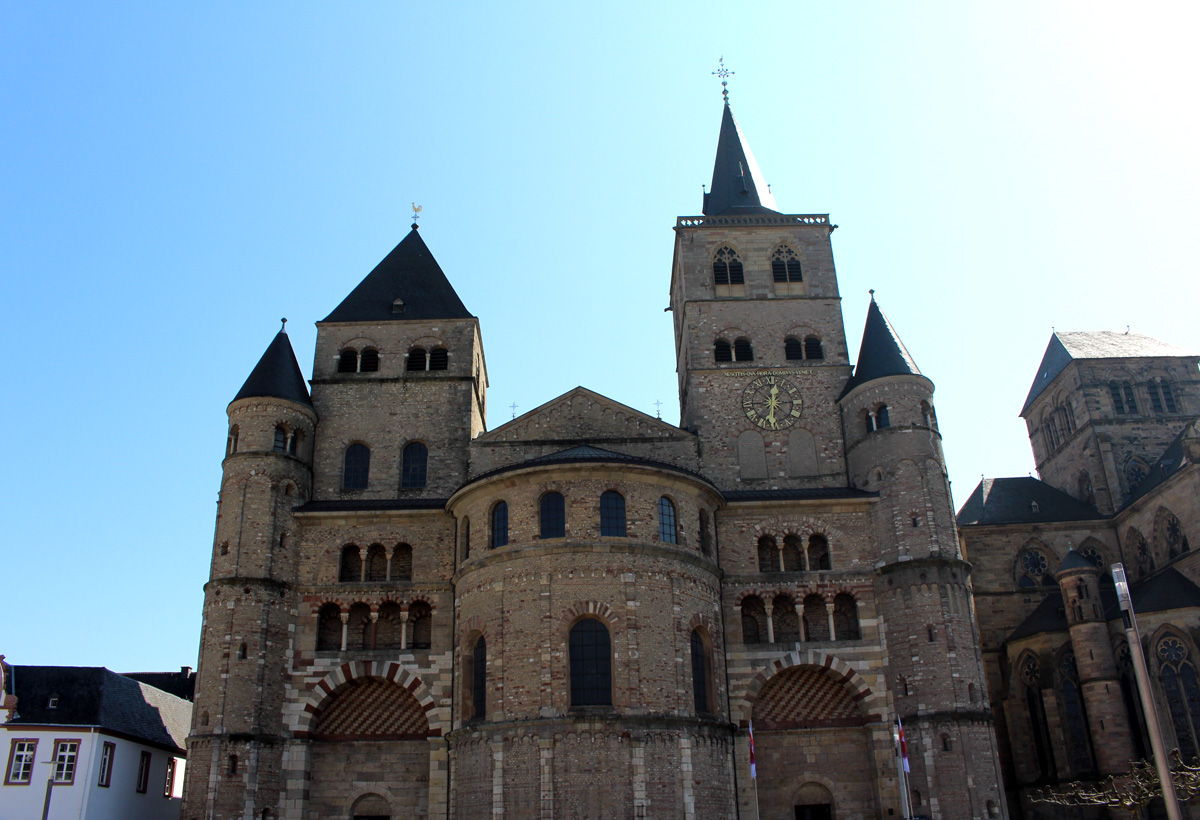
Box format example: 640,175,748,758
231,329,313,409
840,297,922,397
476,386,690,444
702,103,779,216
323,227,472,323
1021,331,1196,415
463,443,713,489
5,666,191,752
956,477,1102,527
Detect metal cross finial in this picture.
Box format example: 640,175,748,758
411,203,422,229
510,402,518,420
712,57,734,104
653,399,663,419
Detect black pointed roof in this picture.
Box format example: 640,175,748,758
323,227,471,323
703,103,779,216
841,297,922,397
231,329,313,409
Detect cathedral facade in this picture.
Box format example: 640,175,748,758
958,333,1200,818
180,100,1007,820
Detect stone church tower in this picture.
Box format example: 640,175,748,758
181,95,1007,820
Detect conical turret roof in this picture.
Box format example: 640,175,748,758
231,327,312,409
842,296,922,397
703,103,779,216
323,227,472,323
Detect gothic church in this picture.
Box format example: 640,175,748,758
181,97,1007,820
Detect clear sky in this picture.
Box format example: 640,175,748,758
2,2,1197,673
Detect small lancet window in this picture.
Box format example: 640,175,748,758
338,349,358,373
429,348,449,370
771,245,802,283
657,496,678,544
359,348,379,372
712,246,744,286
491,501,508,549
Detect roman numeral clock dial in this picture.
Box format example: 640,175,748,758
741,375,803,430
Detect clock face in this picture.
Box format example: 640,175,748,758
742,375,802,430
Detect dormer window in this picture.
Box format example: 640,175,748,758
1030,501,1040,514
48,694,60,709
391,298,405,314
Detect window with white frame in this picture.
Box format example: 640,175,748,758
98,741,115,787
53,740,79,784
163,757,177,797
5,739,37,784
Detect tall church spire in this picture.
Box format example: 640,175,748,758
702,102,778,216
842,294,923,396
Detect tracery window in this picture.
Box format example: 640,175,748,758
401,441,428,489
1127,527,1153,575
1157,508,1190,559
771,245,802,283
1157,635,1200,761
343,443,370,490
540,492,566,539
1016,548,1055,588
657,497,678,544
1022,656,1056,780
599,490,626,537
491,501,508,549
1058,651,1095,774
1127,459,1149,493
569,619,612,707
712,246,744,286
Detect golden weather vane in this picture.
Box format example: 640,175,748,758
712,57,734,104
411,203,423,227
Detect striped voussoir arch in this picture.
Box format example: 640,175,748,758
735,648,880,726
295,660,439,738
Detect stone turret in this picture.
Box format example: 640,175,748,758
181,326,316,820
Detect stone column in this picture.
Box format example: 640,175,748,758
339,612,349,651
825,601,836,641
400,611,409,650
764,603,775,644
795,603,806,642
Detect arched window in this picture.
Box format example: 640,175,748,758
409,602,432,650
690,629,711,713
757,536,778,572
1127,458,1149,493
226,425,239,456
376,602,404,649
365,544,388,582
807,534,831,571
1157,634,1200,761
540,492,566,539
773,594,800,642
876,405,890,429
771,245,802,283
406,347,428,371
343,444,370,490
316,604,342,650
569,619,612,707
237,643,248,660
712,246,744,286
1078,472,1095,507
600,491,626,537
273,425,288,453
699,510,712,556
714,339,733,363
429,348,449,370
781,534,803,571
469,636,487,721
1127,527,1153,575
345,603,371,650
921,401,937,429
338,349,358,373
785,337,804,360
339,545,361,582
657,497,678,544
462,517,471,560
740,596,767,645
733,338,754,362
401,441,428,489
229,755,239,775
833,593,860,640
1017,548,1055,588
1058,650,1095,774
1109,381,1138,415
491,502,508,549
804,336,824,360
803,594,829,641
287,429,301,456
1156,508,1191,559
392,543,413,581
359,348,379,372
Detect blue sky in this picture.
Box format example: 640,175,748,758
2,2,1197,672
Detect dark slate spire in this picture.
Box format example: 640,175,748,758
702,103,779,216
842,295,923,396
323,227,472,323
231,325,313,409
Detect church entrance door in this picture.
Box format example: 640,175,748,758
795,804,833,820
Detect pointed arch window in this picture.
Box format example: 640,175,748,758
406,347,428,371
569,618,612,707
540,492,566,539
338,349,358,373
691,629,711,713
1157,635,1200,761
657,497,678,544
600,491,626,537
1058,650,1095,775
491,501,508,549
1022,656,1057,780
1127,459,1149,493
429,347,449,370
712,246,744,286
343,443,370,490
771,245,802,283
359,348,379,372
401,441,428,489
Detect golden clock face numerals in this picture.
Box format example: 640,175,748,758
741,375,803,430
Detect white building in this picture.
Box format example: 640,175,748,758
1,659,191,820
